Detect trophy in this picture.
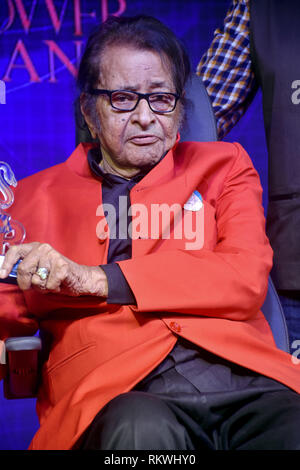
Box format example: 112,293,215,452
0,161,26,283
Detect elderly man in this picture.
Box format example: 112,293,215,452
1,15,300,451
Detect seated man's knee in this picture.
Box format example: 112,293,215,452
81,391,188,450
98,391,174,435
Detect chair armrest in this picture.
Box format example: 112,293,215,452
261,277,290,353
4,336,42,399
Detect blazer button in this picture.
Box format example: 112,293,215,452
170,321,181,333
98,235,107,244
98,227,109,244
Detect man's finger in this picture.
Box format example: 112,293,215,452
0,243,38,279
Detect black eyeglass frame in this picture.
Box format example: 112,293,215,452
89,89,180,113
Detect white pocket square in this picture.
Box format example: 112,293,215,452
184,191,203,211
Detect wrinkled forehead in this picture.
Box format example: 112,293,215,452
97,44,175,91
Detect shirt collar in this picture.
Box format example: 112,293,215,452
87,146,166,187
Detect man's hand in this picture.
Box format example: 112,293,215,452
0,242,108,298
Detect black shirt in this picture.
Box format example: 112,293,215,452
88,147,145,305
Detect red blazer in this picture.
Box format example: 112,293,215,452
1,141,300,450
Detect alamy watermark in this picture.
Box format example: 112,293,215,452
0,80,6,104
291,80,300,105
95,196,204,250
291,340,300,364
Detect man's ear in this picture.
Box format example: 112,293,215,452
79,93,98,139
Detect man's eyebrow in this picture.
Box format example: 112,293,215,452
149,81,170,89
115,81,171,91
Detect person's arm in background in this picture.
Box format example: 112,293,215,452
197,0,258,139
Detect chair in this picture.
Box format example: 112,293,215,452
261,277,290,353
2,76,290,402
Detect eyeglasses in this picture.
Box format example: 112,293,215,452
89,89,180,113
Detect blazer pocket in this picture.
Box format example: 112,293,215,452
43,341,97,405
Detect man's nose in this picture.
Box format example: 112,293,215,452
131,98,156,127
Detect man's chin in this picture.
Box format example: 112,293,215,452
129,153,164,171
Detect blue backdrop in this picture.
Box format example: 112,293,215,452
0,0,267,450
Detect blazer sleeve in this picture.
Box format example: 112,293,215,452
117,143,273,321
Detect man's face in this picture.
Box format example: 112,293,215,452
86,45,182,178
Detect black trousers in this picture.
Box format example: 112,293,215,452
79,340,300,450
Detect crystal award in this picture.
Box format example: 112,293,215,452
0,162,26,284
